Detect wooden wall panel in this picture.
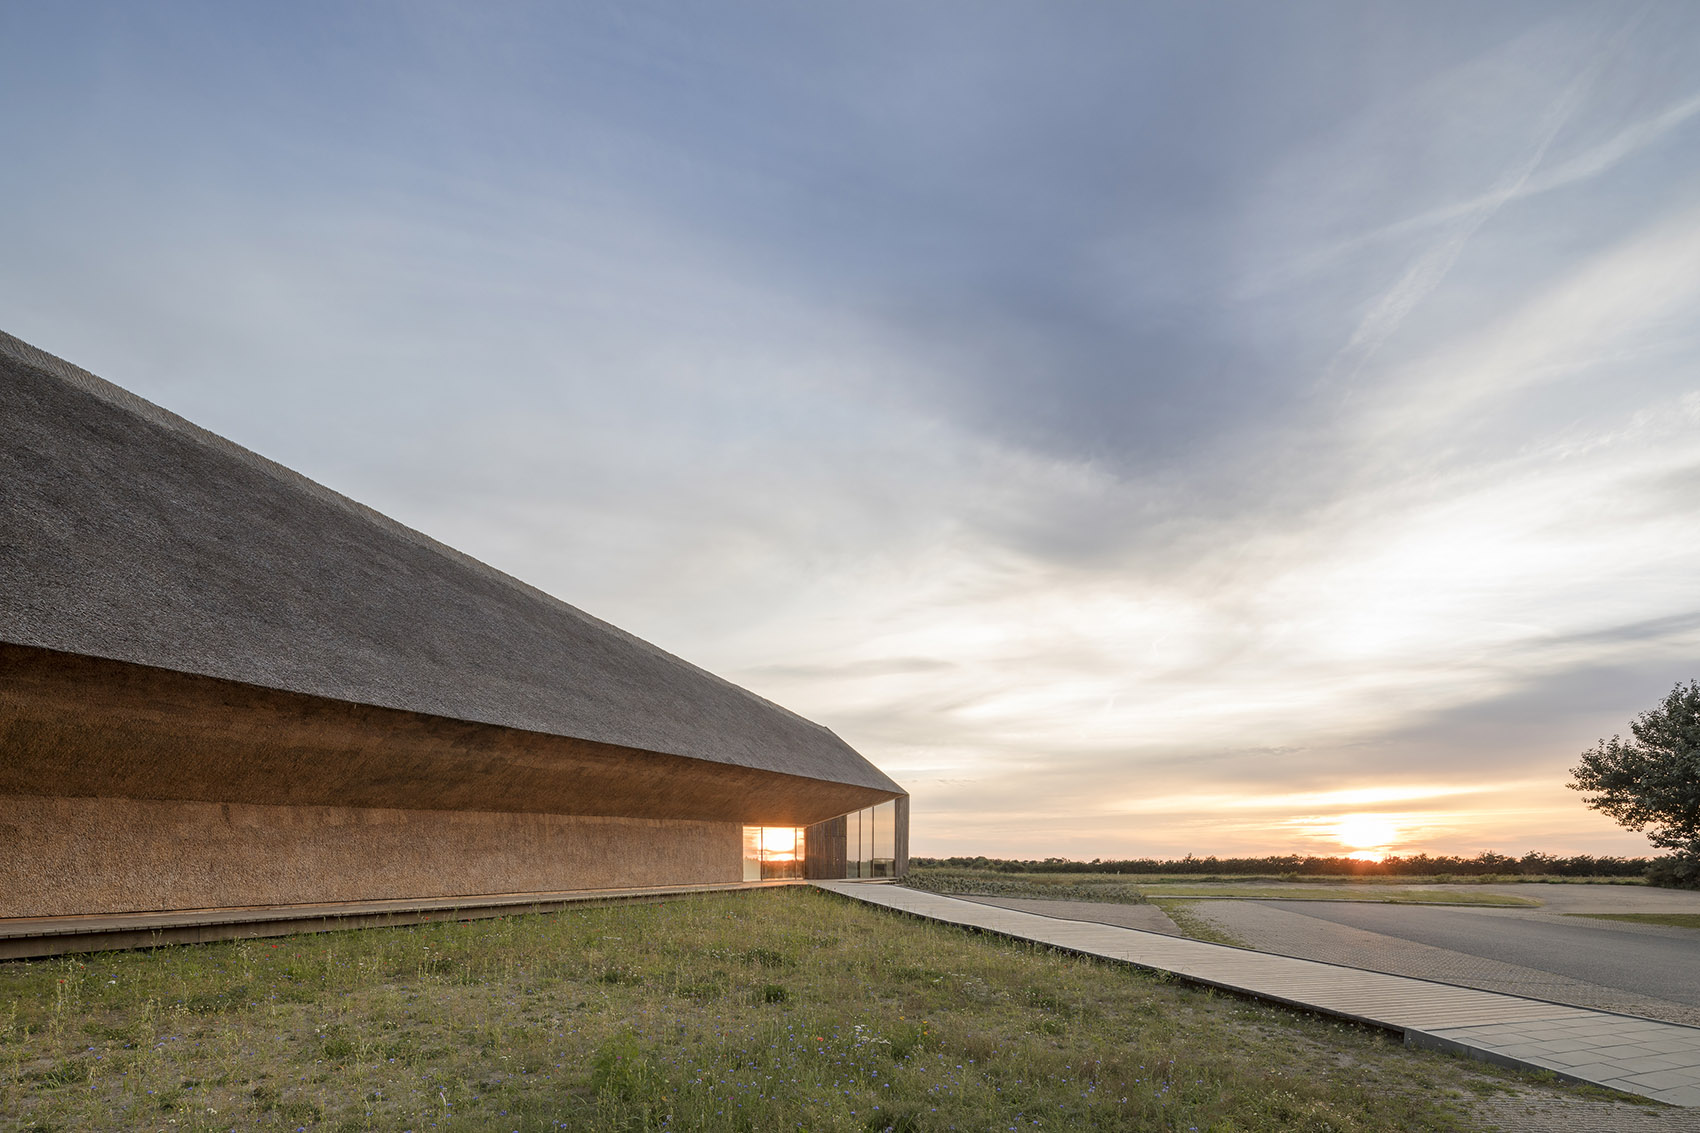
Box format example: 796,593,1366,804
804,814,848,879
894,795,910,877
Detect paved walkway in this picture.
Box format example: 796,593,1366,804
816,881,1700,1107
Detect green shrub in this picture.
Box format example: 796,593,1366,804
1645,855,1700,888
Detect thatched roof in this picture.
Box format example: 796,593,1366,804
0,330,901,797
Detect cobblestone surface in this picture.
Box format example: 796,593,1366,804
1470,1091,1698,1131
1184,901,1700,1027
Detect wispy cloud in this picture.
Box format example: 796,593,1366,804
1325,8,1649,383
1263,88,1700,298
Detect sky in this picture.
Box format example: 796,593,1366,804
4,2,1699,861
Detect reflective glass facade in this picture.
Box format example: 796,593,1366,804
843,800,898,878
741,825,806,881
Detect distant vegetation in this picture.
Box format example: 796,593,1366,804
911,852,1653,879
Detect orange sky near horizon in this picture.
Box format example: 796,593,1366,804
901,774,1662,863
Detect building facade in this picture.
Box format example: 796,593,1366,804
0,331,906,922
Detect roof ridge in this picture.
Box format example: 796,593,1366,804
0,330,834,737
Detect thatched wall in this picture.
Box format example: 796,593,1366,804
0,795,739,918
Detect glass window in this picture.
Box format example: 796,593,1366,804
762,825,802,880
742,826,762,882
741,825,807,880
873,800,896,877
845,808,860,877
828,801,902,879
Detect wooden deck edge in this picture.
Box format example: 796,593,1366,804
0,880,806,959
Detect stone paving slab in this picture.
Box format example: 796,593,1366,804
817,881,1700,1107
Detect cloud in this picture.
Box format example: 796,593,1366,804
1324,6,1655,382
1350,207,1700,447
1253,76,1700,312
4,3,1700,860
1298,87,1700,281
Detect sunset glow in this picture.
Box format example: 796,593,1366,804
1333,815,1400,856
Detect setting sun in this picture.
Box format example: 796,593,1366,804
1333,814,1399,856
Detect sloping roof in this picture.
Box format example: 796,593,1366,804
0,330,901,796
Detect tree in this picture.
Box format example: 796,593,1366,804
1570,681,1700,887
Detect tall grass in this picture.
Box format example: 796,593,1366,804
0,888,1563,1131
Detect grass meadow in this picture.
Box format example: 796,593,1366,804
0,887,1601,1132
